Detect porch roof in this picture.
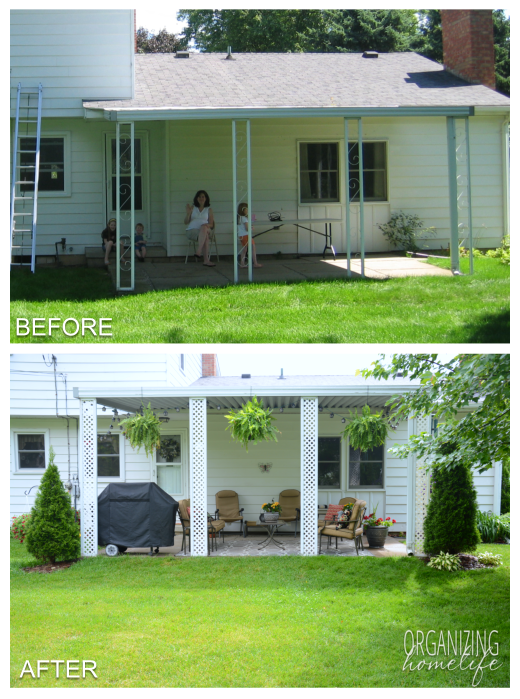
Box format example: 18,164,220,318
83,51,510,118
73,374,419,413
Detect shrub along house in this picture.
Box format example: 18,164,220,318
10,9,510,288
10,353,502,557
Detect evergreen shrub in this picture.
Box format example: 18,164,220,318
501,459,510,514
25,447,81,564
423,461,481,555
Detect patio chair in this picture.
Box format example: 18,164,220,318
178,499,225,555
184,223,219,263
318,499,367,556
278,489,301,537
214,490,245,537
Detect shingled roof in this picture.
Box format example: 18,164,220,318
84,51,510,111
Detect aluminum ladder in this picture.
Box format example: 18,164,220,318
10,83,43,273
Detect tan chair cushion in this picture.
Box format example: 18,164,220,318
178,499,190,523
279,489,300,521
347,499,366,531
215,490,243,522
320,525,363,540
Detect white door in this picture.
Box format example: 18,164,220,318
154,430,187,500
105,133,149,238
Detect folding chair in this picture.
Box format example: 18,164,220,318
184,224,219,263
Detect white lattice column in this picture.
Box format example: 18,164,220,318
300,397,318,555
189,398,207,556
79,398,98,556
413,415,431,555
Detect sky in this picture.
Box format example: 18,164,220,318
215,351,457,377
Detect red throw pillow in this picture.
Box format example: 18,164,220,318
324,504,342,521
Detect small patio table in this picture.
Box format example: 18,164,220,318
247,218,343,260
258,515,287,550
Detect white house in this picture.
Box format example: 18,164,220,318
10,353,502,557
10,9,510,286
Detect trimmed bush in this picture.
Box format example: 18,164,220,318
501,459,510,515
423,461,481,555
25,447,81,564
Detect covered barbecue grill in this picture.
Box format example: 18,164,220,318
98,482,179,556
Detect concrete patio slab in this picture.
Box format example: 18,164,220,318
100,533,408,558
109,254,451,293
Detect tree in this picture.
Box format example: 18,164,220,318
359,354,510,473
315,10,419,53
136,26,186,54
423,460,481,555
501,459,510,514
25,448,81,564
492,10,510,96
177,9,325,53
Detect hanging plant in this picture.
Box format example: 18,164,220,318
120,403,161,457
225,396,280,452
341,404,389,451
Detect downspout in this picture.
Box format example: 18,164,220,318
501,116,510,238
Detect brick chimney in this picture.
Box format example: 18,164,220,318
201,354,219,377
441,10,495,90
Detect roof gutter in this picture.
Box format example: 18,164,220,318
73,383,419,401
84,105,475,122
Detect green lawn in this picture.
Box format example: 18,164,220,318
10,257,509,343
11,540,509,687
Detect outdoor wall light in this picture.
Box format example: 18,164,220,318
175,407,180,412
330,413,334,418
341,417,346,424
217,405,221,410
102,406,106,412
319,407,323,413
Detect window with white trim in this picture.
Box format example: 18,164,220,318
16,433,46,470
18,132,71,197
97,433,123,479
299,142,340,203
348,445,384,488
318,436,341,489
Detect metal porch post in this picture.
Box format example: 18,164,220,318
189,397,208,556
232,119,252,283
116,121,135,291
79,398,98,557
412,414,431,556
405,417,416,555
300,397,318,555
446,116,460,274
464,117,474,275
344,119,351,277
357,118,365,278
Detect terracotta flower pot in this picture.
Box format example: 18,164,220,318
366,525,388,548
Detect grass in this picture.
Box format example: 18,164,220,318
11,539,509,688
10,257,509,343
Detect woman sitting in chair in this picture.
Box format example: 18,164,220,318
184,190,216,267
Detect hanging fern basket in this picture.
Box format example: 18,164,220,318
341,404,389,451
120,403,161,457
225,396,280,452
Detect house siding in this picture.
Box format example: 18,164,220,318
10,10,134,118
10,410,501,528
168,115,506,257
10,353,197,416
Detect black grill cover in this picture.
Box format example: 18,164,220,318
98,482,179,548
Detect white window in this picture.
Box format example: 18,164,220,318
299,142,340,204
318,436,342,490
18,131,71,197
97,433,125,480
348,445,384,489
12,429,50,473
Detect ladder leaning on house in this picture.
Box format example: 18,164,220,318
10,83,43,273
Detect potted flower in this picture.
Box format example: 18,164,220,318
262,500,282,522
341,404,390,451
120,403,161,457
225,396,280,452
363,505,397,548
